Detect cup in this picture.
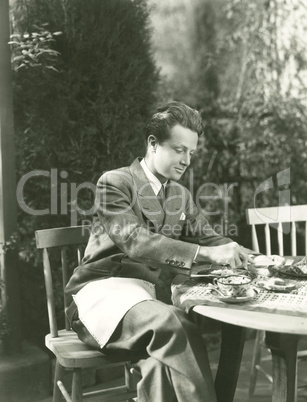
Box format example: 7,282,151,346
213,275,252,297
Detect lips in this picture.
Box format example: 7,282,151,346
175,168,184,174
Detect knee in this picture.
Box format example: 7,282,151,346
152,304,199,343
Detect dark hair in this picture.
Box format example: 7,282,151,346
145,101,204,143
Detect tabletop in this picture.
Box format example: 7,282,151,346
171,258,307,402
172,261,307,334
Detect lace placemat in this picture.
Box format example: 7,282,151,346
171,275,307,316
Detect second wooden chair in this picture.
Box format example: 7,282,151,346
246,205,307,397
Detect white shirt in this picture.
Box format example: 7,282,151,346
140,158,167,195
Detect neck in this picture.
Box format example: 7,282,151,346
143,155,167,184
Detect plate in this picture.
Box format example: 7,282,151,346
278,270,307,278
261,283,297,292
190,264,248,279
270,257,307,278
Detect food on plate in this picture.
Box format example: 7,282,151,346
257,277,296,292
279,256,307,276
210,268,235,276
193,265,240,277
271,255,286,266
251,254,285,267
273,278,286,286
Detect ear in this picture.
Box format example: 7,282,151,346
147,135,158,152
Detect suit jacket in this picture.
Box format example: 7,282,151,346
65,158,231,342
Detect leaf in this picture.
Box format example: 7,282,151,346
13,55,24,62
46,65,59,72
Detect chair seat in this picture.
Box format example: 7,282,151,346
46,329,122,369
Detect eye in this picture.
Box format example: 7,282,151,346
175,148,184,154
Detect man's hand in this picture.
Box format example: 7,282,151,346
196,242,254,268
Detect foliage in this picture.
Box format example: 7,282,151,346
200,0,307,223
9,27,61,71
10,0,159,344
12,0,159,253
154,0,307,245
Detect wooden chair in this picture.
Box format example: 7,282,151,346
35,225,138,402
246,205,307,397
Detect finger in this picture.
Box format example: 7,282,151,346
234,254,242,267
239,247,254,264
241,255,248,268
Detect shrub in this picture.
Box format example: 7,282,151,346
11,0,159,345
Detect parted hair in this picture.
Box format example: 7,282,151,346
145,101,204,143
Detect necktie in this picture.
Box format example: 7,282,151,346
158,185,165,208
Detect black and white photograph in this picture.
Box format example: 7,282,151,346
1,1,307,401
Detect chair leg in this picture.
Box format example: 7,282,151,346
53,360,66,402
249,330,265,397
124,362,139,402
72,368,83,402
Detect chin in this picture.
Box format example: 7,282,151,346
170,173,182,181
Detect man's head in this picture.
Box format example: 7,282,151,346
145,101,204,144
144,101,204,183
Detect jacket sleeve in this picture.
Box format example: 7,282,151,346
94,171,199,269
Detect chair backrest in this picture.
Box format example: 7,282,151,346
246,205,307,256
35,225,91,337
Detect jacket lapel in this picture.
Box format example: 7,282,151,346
129,158,185,229
129,158,165,227
163,181,185,227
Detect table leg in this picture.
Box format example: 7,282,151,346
265,331,299,402
215,323,246,402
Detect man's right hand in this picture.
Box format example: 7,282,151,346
196,242,253,268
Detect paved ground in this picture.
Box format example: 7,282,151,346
39,335,307,402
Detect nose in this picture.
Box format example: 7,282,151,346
181,152,191,167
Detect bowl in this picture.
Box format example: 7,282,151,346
213,275,252,297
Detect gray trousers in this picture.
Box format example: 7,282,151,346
102,300,217,402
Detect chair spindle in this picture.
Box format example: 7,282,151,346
251,225,259,253
277,222,284,256
291,221,297,256
265,224,271,256
43,248,58,337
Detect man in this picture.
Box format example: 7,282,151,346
66,101,251,401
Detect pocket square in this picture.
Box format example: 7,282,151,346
179,212,186,220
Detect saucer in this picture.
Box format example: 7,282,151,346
257,278,297,292
218,294,255,304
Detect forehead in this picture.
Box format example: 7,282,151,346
167,124,198,149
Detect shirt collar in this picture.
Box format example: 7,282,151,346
140,158,167,196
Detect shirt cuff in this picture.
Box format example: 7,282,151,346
193,245,200,264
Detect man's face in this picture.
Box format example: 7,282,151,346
151,124,198,182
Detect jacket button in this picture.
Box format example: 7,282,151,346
169,260,175,265
165,259,170,264
180,261,185,267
